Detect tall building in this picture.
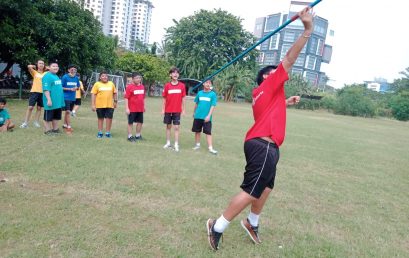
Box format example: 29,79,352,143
253,1,332,86
73,0,153,50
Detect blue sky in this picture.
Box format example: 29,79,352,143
149,0,409,88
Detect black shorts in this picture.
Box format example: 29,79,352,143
62,100,75,111
163,112,181,125
28,92,43,107
240,138,280,199
74,98,81,106
96,108,114,119
191,119,212,135
128,112,143,124
44,108,62,121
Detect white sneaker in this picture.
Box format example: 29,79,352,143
209,148,218,155
192,145,200,150
71,112,76,117
33,121,41,128
163,143,172,149
174,145,180,152
19,122,28,128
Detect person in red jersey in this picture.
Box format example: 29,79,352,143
206,6,313,251
162,67,186,152
124,72,145,142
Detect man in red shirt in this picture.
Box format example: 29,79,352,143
162,67,186,152
206,7,313,251
125,72,145,141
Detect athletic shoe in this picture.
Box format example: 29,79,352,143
97,132,103,138
163,143,172,149
71,111,76,117
206,219,223,251
52,129,61,134
192,145,200,151
33,121,41,128
62,124,68,129
134,135,142,141
19,122,28,128
105,132,112,138
127,136,134,142
44,130,53,136
65,127,73,134
209,148,218,155
174,145,180,152
241,218,261,244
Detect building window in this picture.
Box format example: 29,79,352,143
316,39,324,56
304,71,318,85
305,55,317,70
294,54,305,67
280,44,292,60
309,37,318,54
292,68,303,75
283,31,295,42
269,34,279,50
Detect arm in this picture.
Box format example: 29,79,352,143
44,91,52,107
91,94,96,111
27,65,36,76
205,106,215,122
192,103,198,118
124,98,129,114
113,92,118,108
162,98,166,114
282,7,313,72
181,97,186,115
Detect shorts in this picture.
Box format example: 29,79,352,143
191,119,212,135
128,112,144,124
28,92,43,107
62,100,75,111
44,108,62,121
163,112,181,125
74,98,81,106
240,138,280,199
96,108,114,119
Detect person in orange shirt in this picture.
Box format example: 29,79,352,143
20,60,47,128
91,71,117,138
72,73,85,117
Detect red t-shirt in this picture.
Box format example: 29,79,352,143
245,63,289,146
162,81,186,113
124,83,145,112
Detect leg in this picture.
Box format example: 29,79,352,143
51,120,59,130
7,120,15,131
64,110,71,127
127,123,133,136
34,106,42,123
195,132,201,145
106,118,112,132
250,187,272,215
98,118,104,131
73,105,79,113
23,106,34,124
135,123,142,135
166,124,172,142
223,191,257,221
174,124,180,143
206,134,213,148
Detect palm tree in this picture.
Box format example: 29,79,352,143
215,65,254,102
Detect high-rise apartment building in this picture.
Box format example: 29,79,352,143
73,0,153,50
254,1,333,86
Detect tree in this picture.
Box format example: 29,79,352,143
389,91,409,121
391,67,409,93
334,84,376,117
116,52,170,94
214,64,254,102
0,0,116,75
284,74,313,98
164,9,258,80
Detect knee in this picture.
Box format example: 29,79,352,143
28,106,34,111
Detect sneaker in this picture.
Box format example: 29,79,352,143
33,121,41,128
209,148,218,155
20,122,28,128
65,127,73,134
206,219,223,251
52,129,61,134
97,132,103,138
105,132,112,138
192,145,200,151
71,112,76,117
163,143,172,149
241,218,261,244
62,124,68,129
127,136,134,142
44,130,53,136
174,145,180,152
134,135,142,141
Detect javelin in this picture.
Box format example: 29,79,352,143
190,0,323,92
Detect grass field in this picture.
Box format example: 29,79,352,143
1,97,408,257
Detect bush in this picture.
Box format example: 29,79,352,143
334,85,376,117
389,92,409,121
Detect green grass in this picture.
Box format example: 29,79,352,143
1,97,408,257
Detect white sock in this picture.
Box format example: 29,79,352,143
213,215,230,233
174,142,179,147
135,133,141,137
166,140,170,145
209,146,214,150
248,212,260,227
128,134,132,138
196,143,200,147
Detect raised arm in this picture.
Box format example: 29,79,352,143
282,7,314,72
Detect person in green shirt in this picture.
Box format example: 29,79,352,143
0,97,15,132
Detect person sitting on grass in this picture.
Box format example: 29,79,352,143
192,79,218,154
91,71,117,138
0,97,15,132
124,72,145,142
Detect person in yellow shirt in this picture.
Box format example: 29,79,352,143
72,74,85,117
91,71,117,138
20,60,47,128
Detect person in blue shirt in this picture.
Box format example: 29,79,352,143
42,60,65,135
61,64,80,133
191,79,218,154
0,97,15,132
